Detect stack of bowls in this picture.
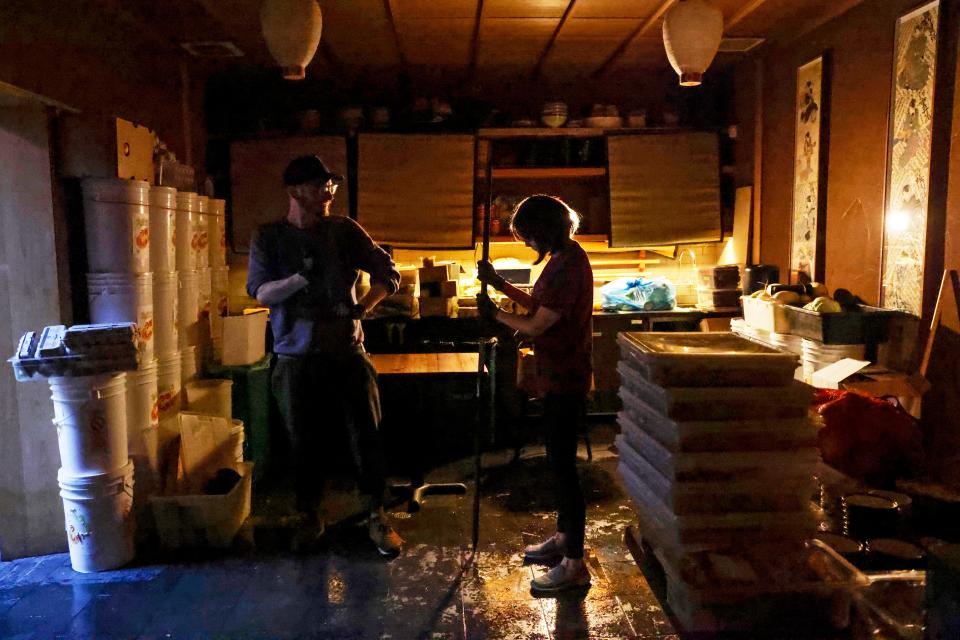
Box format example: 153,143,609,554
801,339,866,383
541,102,568,128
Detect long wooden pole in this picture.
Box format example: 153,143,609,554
472,140,495,549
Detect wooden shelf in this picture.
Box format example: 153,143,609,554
474,234,608,244
479,167,607,179
478,128,606,138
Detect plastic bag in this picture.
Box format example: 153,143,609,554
600,277,676,311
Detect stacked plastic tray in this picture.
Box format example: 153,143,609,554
615,332,828,632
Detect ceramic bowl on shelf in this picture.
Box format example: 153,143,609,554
584,116,622,129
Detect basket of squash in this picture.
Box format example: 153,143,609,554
744,283,897,344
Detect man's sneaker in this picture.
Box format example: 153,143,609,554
524,534,566,563
530,562,591,594
369,513,403,556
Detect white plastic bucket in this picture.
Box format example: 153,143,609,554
58,460,135,573
196,196,210,270
157,351,182,421
87,272,154,360
126,360,159,458
181,345,198,384
184,379,233,420
177,269,200,348
198,267,212,321
209,199,227,266
149,186,177,272
49,374,128,476
175,192,199,272
153,271,179,357
82,178,151,274
230,419,245,464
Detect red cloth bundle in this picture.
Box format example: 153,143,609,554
814,389,924,484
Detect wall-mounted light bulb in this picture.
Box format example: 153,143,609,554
887,209,911,234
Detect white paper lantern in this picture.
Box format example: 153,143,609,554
662,0,723,87
260,0,323,81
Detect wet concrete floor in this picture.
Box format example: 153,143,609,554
0,425,679,639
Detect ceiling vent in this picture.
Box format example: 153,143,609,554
717,37,764,53
180,41,245,58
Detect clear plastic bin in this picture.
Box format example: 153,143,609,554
150,462,252,549
618,361,812,421
618,385,818,452
616,433,816,514
617,332,798,388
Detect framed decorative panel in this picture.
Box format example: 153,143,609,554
881,0,940,315
790,54,831,284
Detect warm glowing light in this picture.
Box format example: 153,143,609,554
887,209,911,234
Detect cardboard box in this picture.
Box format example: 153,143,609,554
419,296,457,317
421,280,458,297
418,263,459,283
220,311,268,366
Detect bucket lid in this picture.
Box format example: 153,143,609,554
197,195,210,213
81,178,150,205
209,199,226,216
155,270,179,283
149,186,178,209
132,359,159,376
175,191,199,212
181,345,196,356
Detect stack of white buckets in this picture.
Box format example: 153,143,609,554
50,178,229,572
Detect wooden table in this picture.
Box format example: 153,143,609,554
369,350,493,548
369,352,479,376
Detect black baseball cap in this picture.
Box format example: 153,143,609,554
283,155,345,186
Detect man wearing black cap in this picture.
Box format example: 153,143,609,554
246,155,403,555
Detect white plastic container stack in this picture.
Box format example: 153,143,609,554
82,178,151,274
126,361,159,459
49,373,136,572
175,191,199,273
181,345,199,385
87,272,154,361
196,195,210,270
50,373,130,477
157,351,182,422
148,186,177,273
801,339,866,384
208,198,227,267
178,269,200,348
153,271,179,358
58,461,135,572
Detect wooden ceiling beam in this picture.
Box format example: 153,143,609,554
591,0,676,78
467,0,486,78
531,0,578,80
384,0,410,70
725,0,768,30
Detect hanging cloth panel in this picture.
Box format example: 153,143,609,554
358,133,475,248
608,132,721,247
230,136,348,253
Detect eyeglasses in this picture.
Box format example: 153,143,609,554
323,180,339,194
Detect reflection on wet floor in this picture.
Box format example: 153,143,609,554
0,432,679,639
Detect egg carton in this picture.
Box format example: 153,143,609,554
10,323,139,381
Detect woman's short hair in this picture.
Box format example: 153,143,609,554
509,194,581,264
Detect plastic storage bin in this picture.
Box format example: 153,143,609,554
742,296,793,334
617,332,798,388
150,461,252,549
698,265,740,289
784,304,897,345
697,288,741,309
221,312,268,366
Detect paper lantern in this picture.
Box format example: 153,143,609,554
260,0,323,81
662,0,723,87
